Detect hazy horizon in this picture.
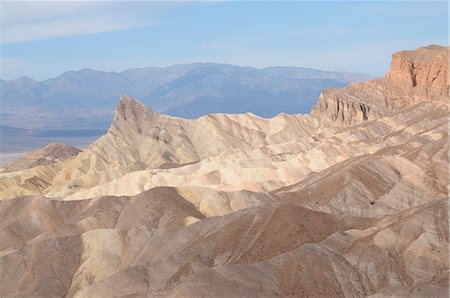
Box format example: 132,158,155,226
1,1,447,80
1,61,383,82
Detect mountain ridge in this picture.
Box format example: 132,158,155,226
0,44,447,297
1,63,375,130
3,63,375,83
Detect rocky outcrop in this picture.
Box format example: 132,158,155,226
386,44,448,90
1,143,80,173
314,85,385,125
313,45,449,125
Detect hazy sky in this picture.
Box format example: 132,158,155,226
1,1,447,80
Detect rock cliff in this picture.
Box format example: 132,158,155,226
313,45,449,125
386,44,448,90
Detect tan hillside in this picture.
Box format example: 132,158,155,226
0,45,448,297
1,143,81,173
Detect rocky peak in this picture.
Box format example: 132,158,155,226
312,45,449,126
114,95,157,118
106,95,195,167
111,95,160,134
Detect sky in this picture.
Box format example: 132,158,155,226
0,1,448,80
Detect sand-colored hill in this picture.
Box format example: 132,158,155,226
0,45,448,297
1,143,80,173
0,193,446,297
0,96,323,199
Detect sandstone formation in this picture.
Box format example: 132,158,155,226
0,45,448,297
313,45,448,125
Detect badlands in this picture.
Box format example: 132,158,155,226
0,45,448,297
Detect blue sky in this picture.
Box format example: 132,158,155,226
1,1,447,80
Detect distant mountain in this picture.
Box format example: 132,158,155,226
0,63,374,130
0,124,37,137
0,124,105,138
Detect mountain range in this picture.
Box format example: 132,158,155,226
1,63,373,131
0,45,448,297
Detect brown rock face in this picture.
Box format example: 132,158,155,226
386,44,448,90
313,45,449,125
0,45,448,297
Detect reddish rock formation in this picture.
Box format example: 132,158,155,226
313,45,449,125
